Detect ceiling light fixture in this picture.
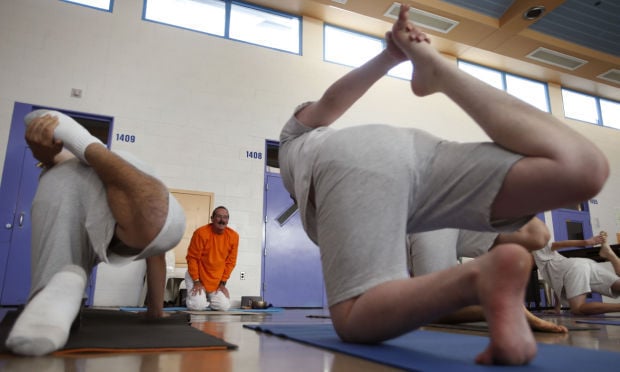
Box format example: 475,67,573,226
384,3,459,34
526,47,588,70
523,6,546,20
598,69,620,85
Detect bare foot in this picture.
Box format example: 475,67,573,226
475,244,537,365
390,4,450,97
598,242,616,261
525,309,568,333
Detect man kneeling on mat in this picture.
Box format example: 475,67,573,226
5,110,186,356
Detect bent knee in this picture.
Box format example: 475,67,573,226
565,155,609,200
130,194,186,259
329,298,379,344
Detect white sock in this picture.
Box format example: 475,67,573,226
24,109,102,164
5,265,87,356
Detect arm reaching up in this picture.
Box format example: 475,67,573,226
296,31,411,128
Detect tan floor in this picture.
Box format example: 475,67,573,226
1,308,620,371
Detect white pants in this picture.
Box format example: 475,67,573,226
184,271,231,311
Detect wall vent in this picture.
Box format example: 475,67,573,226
597,69,620,85
525,47,587,71
384,2,459,34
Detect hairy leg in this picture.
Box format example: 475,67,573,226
330,244,536,365
390,5,608,220
84,144,169,249
26,110,169,250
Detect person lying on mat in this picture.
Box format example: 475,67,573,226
278,3,608,366
408,217,568,333
534,231,620,316
5,111,186,357
184,206,239,311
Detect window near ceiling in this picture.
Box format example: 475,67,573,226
324,25,383,68
562,89,620,129
143,0,301,54
61,0,113,11
143,0,226,36
457,61,503,90
505,75,550,113
230,3,300,54
600,98,620,129
323,24,412,80
458,60,550,112
562,89,599,124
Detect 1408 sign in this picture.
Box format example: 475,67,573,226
246,151,262,160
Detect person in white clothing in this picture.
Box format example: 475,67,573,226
5,111,186,356
533,231,620,315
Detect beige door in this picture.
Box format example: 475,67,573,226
169,189,214,269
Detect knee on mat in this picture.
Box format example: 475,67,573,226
208,291,231,311
186,293,209,311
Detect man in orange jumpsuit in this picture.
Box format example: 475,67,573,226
184,206,239,311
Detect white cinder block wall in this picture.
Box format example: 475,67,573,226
1,0,619,306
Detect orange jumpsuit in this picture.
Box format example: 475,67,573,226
186,224,239,292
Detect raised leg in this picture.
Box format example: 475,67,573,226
390,4,608,220
84,144,169,249
25,109,170,250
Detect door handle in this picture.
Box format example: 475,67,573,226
18,212,25,227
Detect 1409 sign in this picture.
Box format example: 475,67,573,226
115,133,136,143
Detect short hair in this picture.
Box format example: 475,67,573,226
211,206,229,218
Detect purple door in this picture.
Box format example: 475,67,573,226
552,209,594,247
0,103,38,305
0,148,40,305
262,173,325,307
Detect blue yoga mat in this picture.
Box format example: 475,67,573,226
120,306,188,312
120,306,284,313
576,319,620,326
244,323,620,371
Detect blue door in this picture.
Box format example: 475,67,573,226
551,208,594,249
262,173,325,307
